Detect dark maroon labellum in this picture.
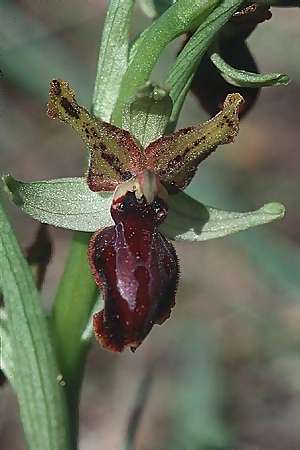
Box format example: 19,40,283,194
88,189,179,352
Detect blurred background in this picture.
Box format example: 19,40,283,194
1,1,300,449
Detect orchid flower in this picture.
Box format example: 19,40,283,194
4,80,284,352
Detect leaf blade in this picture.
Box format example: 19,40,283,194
92,0,136,121
0,194,71,450
138,0,175,18
0,309,15,387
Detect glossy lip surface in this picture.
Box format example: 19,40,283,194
88,190,179,352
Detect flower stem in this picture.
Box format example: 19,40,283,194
51,232,98,443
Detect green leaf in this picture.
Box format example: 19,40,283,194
0,194,71,450
3,175,113,232
210,52,290,88
122,83,173,147
166,0,245,130
160,191,285,241
112,0,221,126
92,0,135,121
138,0,175,18
4,176,285,241
0,309,15,387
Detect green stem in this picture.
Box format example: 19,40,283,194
111,0,220,125
51,232,98,442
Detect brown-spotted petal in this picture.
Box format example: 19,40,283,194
145,93,244,190
88,178,179,352
47,79,145,191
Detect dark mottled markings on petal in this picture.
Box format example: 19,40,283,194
52,79,62,96
90,127,98,138
160,135,207,176
179,127,192,135
122,171,132,181
48,79,146,192
60,97,80,119
93,141,128,179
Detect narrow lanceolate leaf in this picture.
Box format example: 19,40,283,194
161,191,285,241
166,0,245,129
0,309,15,387
122,83,173,147
3,176,113,232
112,0,221,126
210,52,290,88
146,93,244,189
47,79,144,191
0,195,71,450
92,0,135,121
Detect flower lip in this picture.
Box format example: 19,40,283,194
89,184,179,353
